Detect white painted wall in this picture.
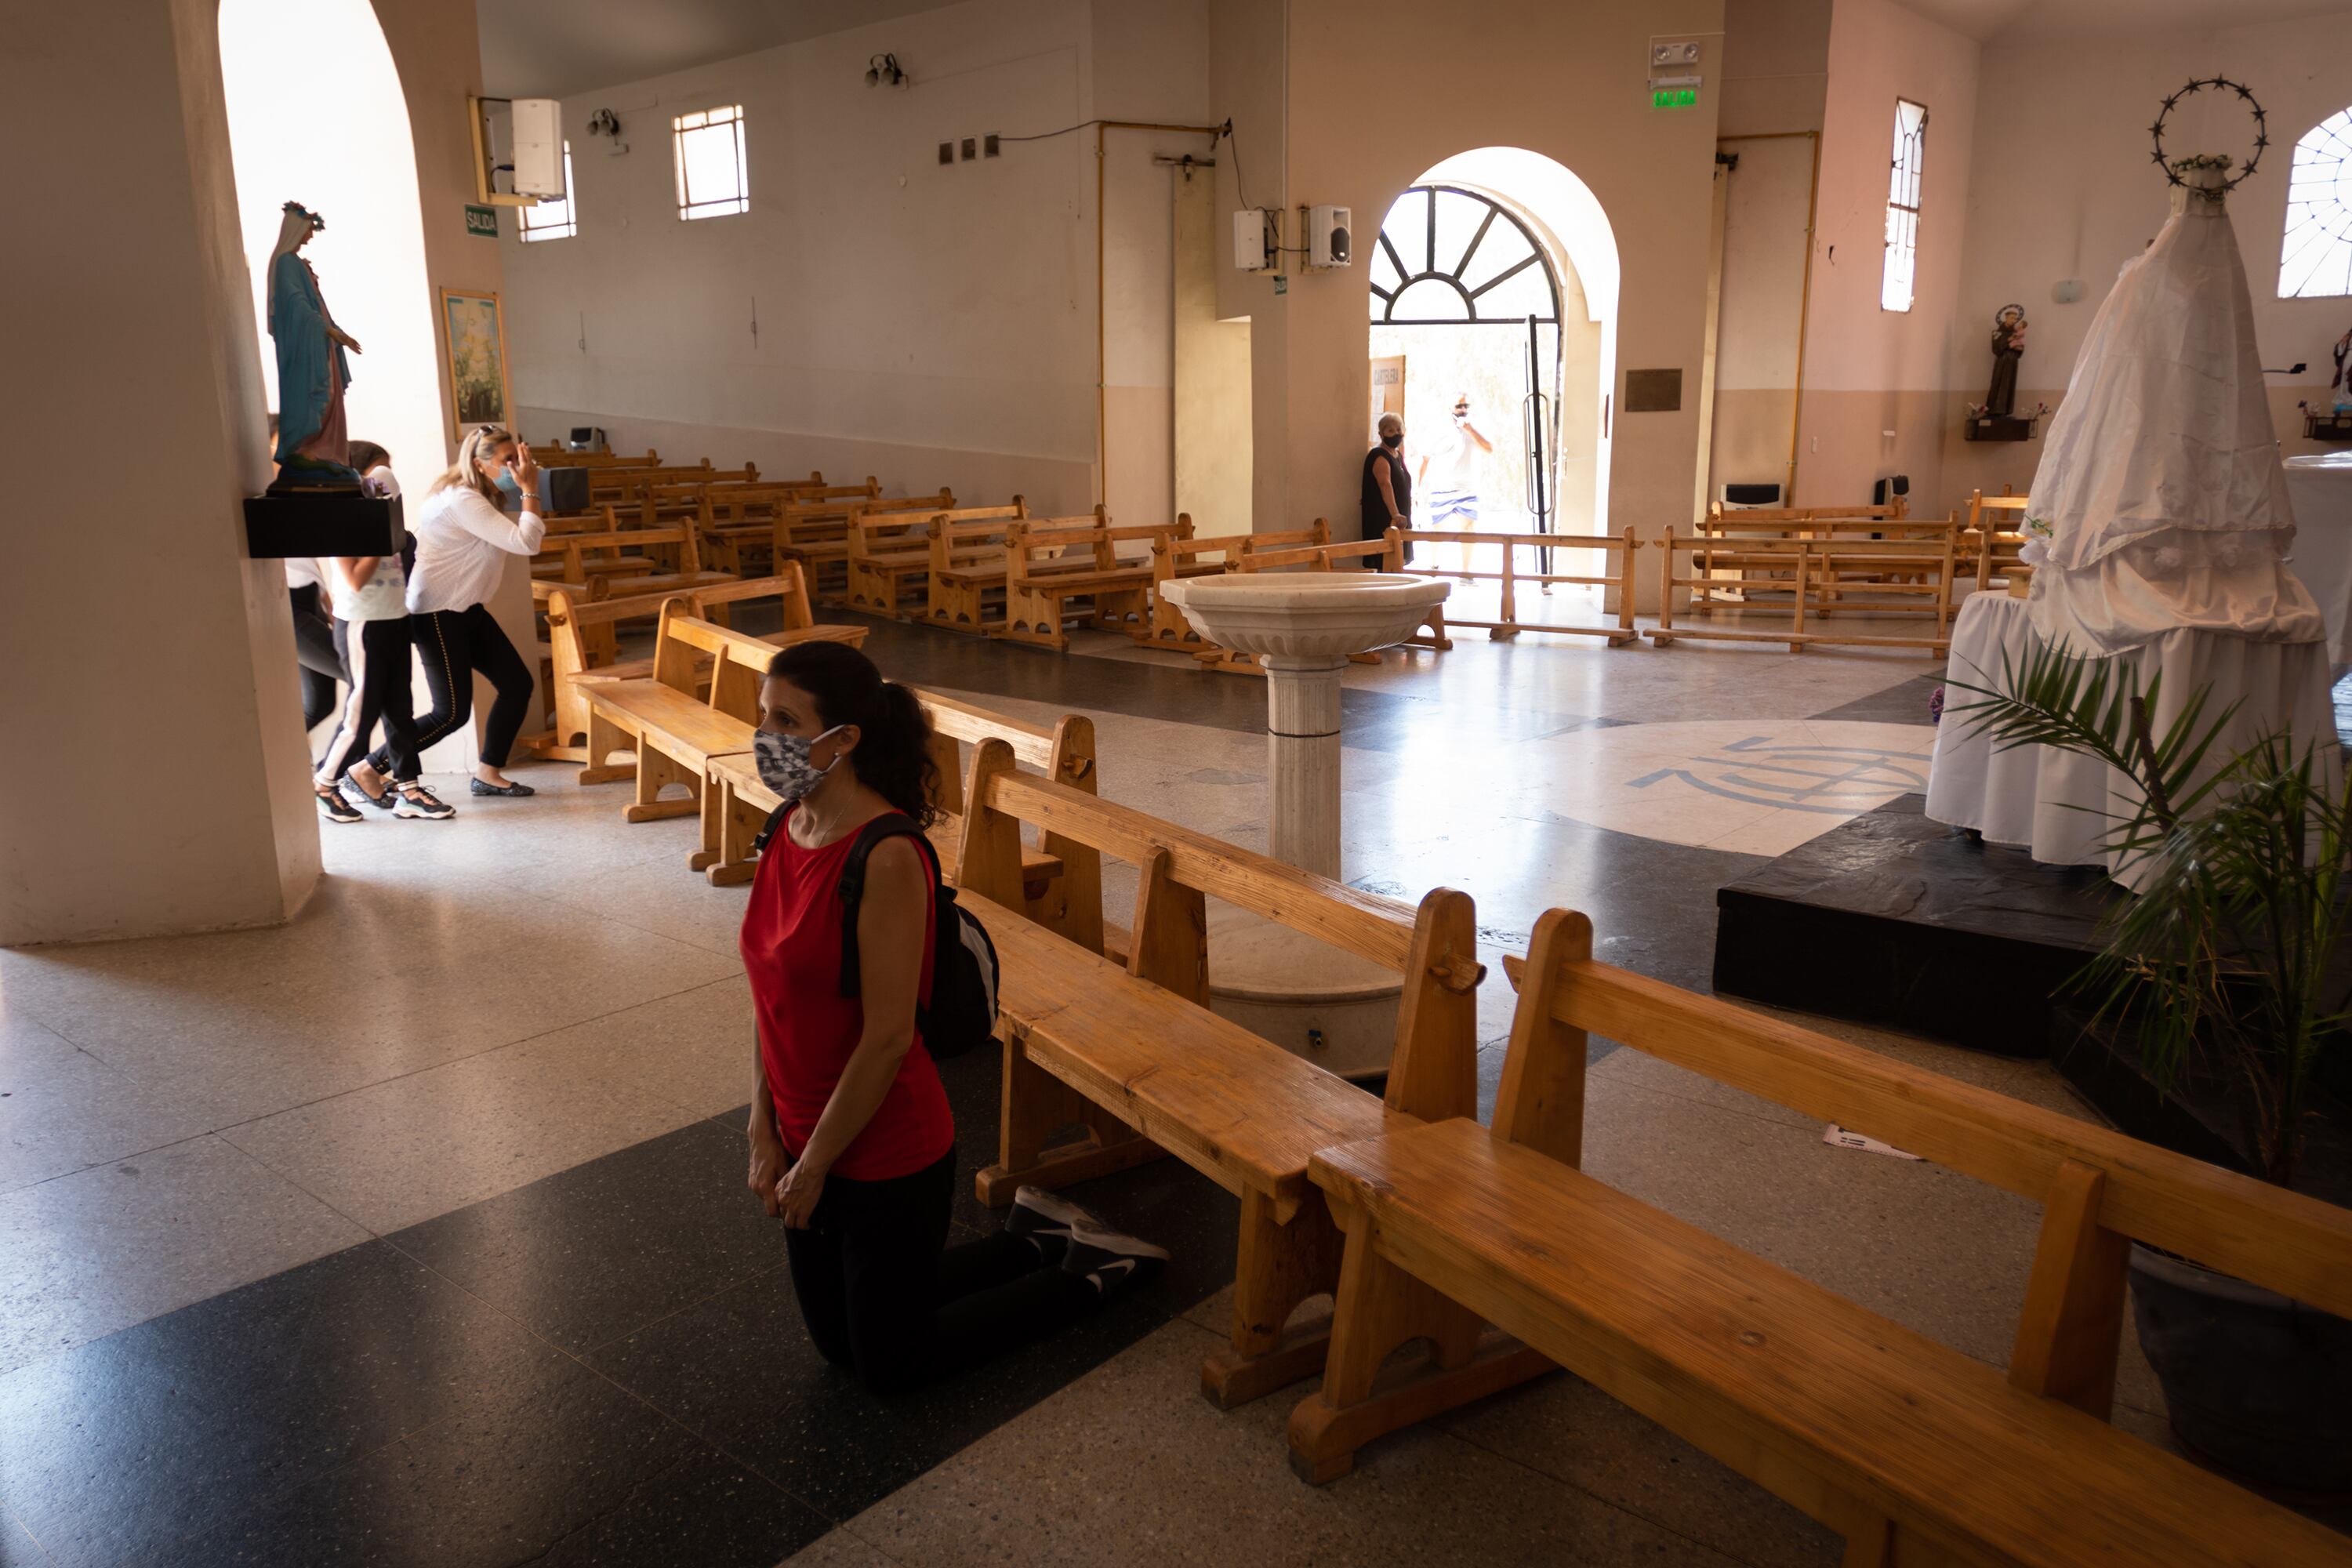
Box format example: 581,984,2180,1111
1795,0,1980,510
1940,9,2352,507
500,0,1212,522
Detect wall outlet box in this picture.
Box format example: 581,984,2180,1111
1308,204,1352,267
2052,278,2085,303
938,142,953,165
510,97,565,196
960,137,976,161
984,134,999,158
1234,208,1275,272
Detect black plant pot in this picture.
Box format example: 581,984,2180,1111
2130,1244,2352,1491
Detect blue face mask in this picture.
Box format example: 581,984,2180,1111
494,469,524,495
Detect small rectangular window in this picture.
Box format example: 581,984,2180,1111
1882,98,1927,313
519,143,577,242
674,103,749,221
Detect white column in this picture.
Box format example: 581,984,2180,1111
1261,654,1348,878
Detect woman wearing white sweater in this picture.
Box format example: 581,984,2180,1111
365,424,544,797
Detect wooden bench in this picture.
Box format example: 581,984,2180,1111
950,743,1487,1406
996,518,1160,650
701,480,879,575
1965,490,2034,596
1392,524,1641,646
929,509,1163,634
1288,907,2352,1567
845,500,1027,619
1653,524,1957,655
532,445,658,468
778,488,955,605
590,462,753,506
700,689,1096,913
531,564,865,764
529,522,735,602
575,604,786,842
637,472,823,533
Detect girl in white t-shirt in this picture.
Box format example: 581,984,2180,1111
314,443,452,822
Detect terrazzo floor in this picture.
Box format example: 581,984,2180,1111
2,603,2334,1566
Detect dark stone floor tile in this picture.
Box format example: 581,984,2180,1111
386,1119,782,1353
1808,670,1946,725
0,1241,573,1568
1350,817,1761,996
160,1365,747,1568
588,1248,1181,1519
528,1444,832,1568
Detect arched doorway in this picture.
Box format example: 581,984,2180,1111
219,0,442,503
1368,148,1617,599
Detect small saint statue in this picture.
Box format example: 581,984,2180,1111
2331,325,2350,415
1984,303,2027,419
266,201,364,492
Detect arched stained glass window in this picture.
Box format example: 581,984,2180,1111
2278,107,2352,298
1370,185,1560,325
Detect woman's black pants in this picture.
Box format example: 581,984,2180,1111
782,1148,1098,1396
374,604,533,772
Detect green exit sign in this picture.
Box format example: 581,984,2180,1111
464,204,499,238
1653,85,1699,109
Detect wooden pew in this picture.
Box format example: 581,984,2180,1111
576,604,778,841
1965,489,2034,596
996,517,1160,650
700,689,1095,912
846,499,1027,619
701,479,879,575
1133,521,1314,652
529,522,734,602
1652,521,1958,655
591,462,757,507
930,508,1175,636
952,745,1489,1406
531,564,865,764
532,445,657,468
778,488,955,606
1287,908,2352,1568
637,472,824,533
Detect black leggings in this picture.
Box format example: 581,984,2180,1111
376,604,533,772
318,618,420,786
783,1147,1098,1396
289,584,343,733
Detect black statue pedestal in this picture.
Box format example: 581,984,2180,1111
243,492,403,558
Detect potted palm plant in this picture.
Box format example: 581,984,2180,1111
1949,644,2352,1490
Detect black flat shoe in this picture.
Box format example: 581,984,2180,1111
470,779,536,797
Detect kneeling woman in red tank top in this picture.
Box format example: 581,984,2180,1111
741,641,1168,1394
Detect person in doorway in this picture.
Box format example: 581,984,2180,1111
1363,411,1412,557
1417,394,1494,577
369,424,543,797
742,641,1167,1396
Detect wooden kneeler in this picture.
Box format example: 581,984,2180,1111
1285,909,1588,1481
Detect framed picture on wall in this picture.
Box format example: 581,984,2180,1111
437,287,511,437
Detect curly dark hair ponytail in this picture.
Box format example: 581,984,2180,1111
767,641,939,826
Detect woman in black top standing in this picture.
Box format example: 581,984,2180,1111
1362,411,1411,559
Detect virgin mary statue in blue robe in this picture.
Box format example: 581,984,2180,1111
267,201,359,488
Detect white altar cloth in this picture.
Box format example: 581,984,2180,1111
1926,592,2341,886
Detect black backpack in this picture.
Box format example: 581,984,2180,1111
754,807,1000,1059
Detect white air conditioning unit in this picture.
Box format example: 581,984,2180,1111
1309,204,1351,267
510,98,565,197
1233,209,1275,273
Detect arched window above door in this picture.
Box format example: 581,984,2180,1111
1370,185,1560,325
2279,106,2352,298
